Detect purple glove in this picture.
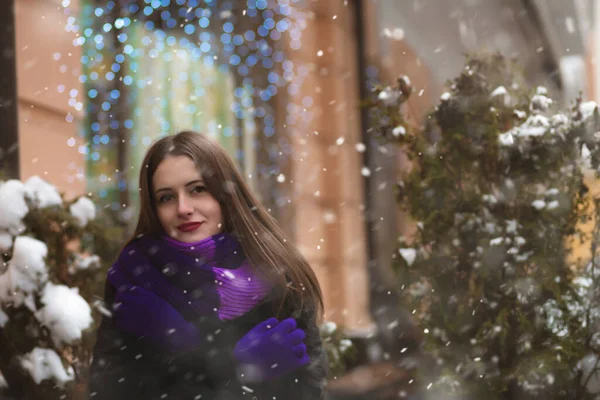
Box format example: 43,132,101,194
233,317,310,383
113,284,310,382
112,285,202,353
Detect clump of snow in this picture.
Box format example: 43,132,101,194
440,92,451,101
581,144,592,169
339,339,353,352
20,348,74,387
542,299,567,337
0,236,49,311
551,113,569,126
491,86,510,106
36,283,92,346
530,93,553,112
499,114,552,146
528,114,550,127
498,131,514,146
491,86,507,97
399,75,411,87
532,200,546,210
0,231,12,252
582,144,591,158
506,220,518,234
485,222,497,234
0,180,29,235
378,86,401,106
482,194,498,204
490,237,504,246
399,248,417,266
24,176,62,208
0,372,6,388
519,115,549,137
69,254,101,273
580,101,598,120
321,321,337,335
409,281,429,297
392,125,406,137
514,110,527,119
69,196,96,227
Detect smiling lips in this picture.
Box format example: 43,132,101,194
177,222,203,232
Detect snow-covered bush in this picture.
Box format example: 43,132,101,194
319,321,358,378
0,176,120,399
367,53,600,399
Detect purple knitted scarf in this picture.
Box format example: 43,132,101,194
107,233,272,321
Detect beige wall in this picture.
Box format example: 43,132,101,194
15,0,86,200
566,37,600,266
285,0,374,334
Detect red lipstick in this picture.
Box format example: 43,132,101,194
177,222,202,232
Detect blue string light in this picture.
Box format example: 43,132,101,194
184,24,195,35
77,0,309,203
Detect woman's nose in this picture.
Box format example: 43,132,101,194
177,196,193,215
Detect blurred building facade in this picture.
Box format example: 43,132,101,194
8,0,376,338
3,0,595,355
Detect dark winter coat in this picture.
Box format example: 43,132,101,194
88,244,328,400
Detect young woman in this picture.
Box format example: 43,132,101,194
89,131,327,399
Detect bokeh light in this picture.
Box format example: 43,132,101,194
62,0,306,208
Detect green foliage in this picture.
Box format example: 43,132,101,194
320,321,358,378
367,52,600,399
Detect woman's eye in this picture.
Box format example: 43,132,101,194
192,185,206,194
158,194,173,203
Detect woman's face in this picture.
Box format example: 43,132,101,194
152,155,223,243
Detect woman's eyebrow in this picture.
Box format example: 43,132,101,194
155,179,204,194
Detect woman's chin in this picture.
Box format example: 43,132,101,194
169,229,212,243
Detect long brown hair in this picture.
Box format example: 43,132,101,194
129,131,324,320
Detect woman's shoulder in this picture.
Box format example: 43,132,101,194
114,234,154,263
106,236,148,286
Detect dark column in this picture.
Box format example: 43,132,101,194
354,0,421,362
0,0,19,180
